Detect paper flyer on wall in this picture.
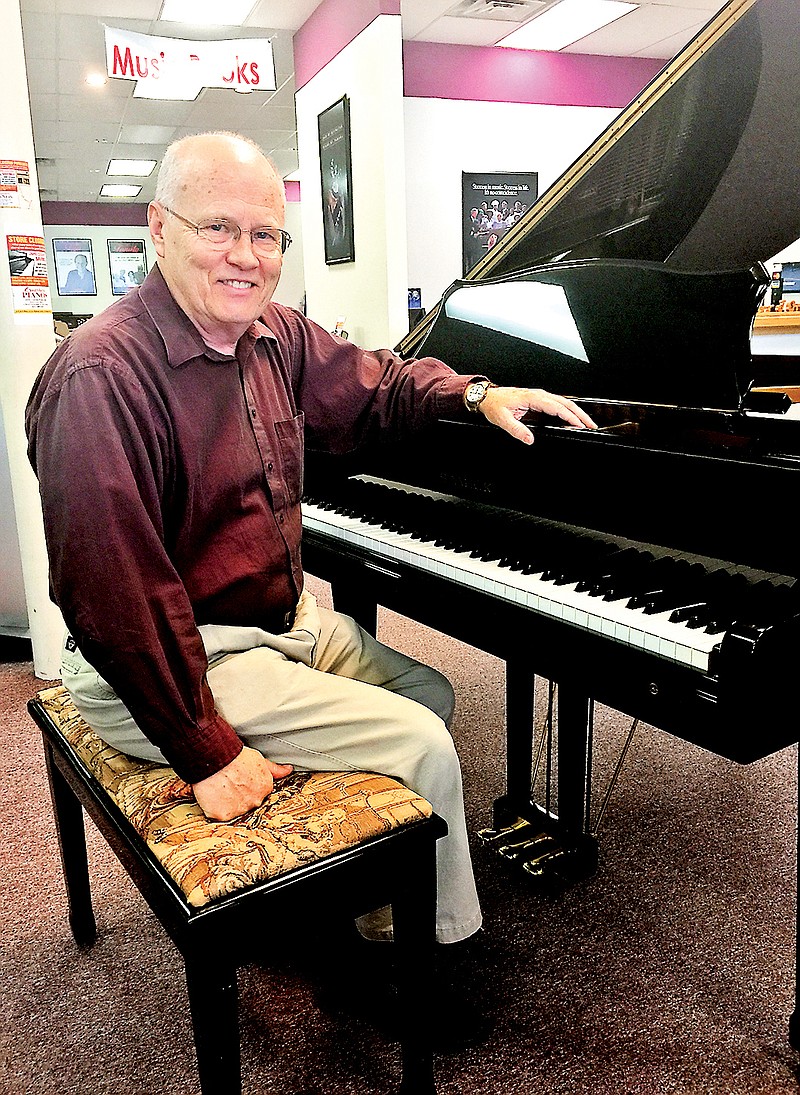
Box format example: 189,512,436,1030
7,234,52,319
0,160,33,211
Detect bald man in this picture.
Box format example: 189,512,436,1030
27,132,594,1040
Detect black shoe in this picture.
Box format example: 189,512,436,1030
313,934,493,1053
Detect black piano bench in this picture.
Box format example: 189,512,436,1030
28,685,447,1095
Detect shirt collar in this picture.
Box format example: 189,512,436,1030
140,264,277,368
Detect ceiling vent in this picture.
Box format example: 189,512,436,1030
445,0,547,22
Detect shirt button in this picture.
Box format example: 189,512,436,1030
267,462,273,472
250,407,257,419
279,514,285,524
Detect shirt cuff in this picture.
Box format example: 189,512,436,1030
433,373,490,418
172,712,244,784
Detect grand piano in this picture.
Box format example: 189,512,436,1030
301,0,800,1046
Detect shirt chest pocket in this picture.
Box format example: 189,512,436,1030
274,413,305,505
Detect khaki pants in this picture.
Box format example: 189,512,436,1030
60,592,482,943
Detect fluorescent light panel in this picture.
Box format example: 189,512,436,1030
107,159,157,177
159,0,256,25
100,184,142,198
498,0,637,51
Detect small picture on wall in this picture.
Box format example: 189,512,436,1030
53,238,96,296
108,239,148,295
318,95,355,264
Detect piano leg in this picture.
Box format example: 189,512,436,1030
789,747,800,1050
550,686,599,881
329,577,378,637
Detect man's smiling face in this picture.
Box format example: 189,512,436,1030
149,135,285,354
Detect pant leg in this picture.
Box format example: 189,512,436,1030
206,609,481,943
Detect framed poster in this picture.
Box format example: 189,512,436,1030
462,171,538,275
107,239,148,295
318,96,354,264
52,238,96,296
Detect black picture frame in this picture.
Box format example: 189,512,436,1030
52,238,97,296
318,95,355,264
107,239,148,295
462,171,538,276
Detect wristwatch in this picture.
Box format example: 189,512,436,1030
464,378,493,413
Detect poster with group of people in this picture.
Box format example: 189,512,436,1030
462,171,538,275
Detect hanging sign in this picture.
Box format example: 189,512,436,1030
7,234,51,319
104,26,276,100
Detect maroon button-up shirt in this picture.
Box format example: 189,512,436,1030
26,266,472,782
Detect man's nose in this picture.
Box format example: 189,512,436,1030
226,230,260,264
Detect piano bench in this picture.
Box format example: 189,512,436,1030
28,685,446,1095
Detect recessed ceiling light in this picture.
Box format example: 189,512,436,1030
498,0,637,52
107,159,158,177
159,0,256,25
85,72,107,88
100,184,142,198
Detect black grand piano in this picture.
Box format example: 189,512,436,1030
301,0,800,1047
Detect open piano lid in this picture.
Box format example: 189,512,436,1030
399,0,800,411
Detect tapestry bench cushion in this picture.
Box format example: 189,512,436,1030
36,685,433,908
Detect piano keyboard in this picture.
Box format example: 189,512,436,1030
303,477,796,675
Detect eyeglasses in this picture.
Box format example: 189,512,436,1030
162,206,292,256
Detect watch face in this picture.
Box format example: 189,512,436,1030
466,381,487,406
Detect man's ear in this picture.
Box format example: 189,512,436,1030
148,202,167,258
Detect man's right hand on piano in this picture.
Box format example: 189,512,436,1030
473,384,597,445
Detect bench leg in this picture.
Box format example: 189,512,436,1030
393,837,438,1095
185,957,241,1095
43,736,97,946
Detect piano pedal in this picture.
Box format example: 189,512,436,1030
497,831,557,861
521,846,568,878
477,817,537,847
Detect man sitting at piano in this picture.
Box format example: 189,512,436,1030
26,131,595,1040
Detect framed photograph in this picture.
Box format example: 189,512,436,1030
107,239,148,295
462,171,538,275
52,238,96,296
318,96,354,264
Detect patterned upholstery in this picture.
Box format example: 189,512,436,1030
36,686,433,908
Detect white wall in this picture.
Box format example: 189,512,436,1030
43,203,305,319
295,15,407,349
403,98,621,314
273,201,306,312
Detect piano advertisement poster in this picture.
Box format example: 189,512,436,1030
107,239,148,296
462,171,538,276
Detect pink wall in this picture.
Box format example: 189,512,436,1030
293,0,400,91
403,40,664,109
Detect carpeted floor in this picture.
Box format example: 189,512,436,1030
2,577,800,1095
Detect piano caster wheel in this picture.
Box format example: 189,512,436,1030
498,831,557,861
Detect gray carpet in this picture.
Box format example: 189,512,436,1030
2,576,799,1094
